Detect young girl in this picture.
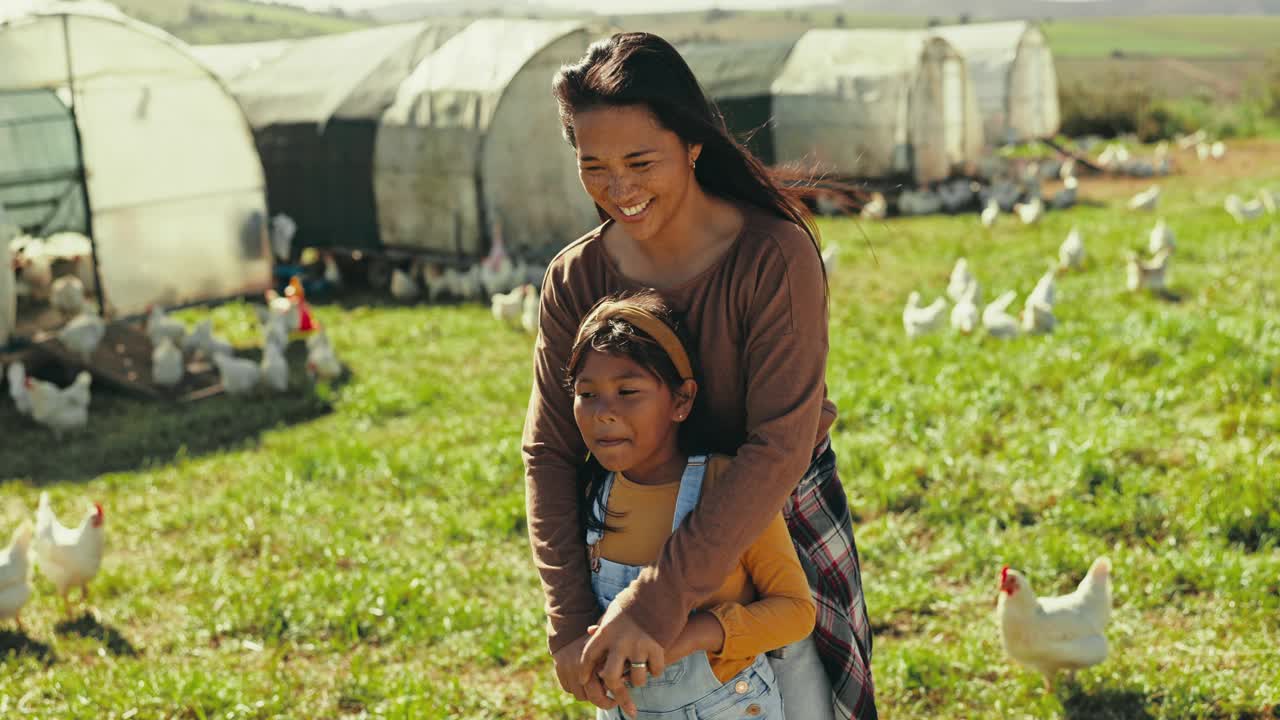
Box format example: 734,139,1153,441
566,290,815,720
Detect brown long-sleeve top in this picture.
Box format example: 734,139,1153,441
598,456,816,682
522,203,836,653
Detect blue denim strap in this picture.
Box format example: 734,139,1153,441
671,455,707,532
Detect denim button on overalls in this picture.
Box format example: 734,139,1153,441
586,455,785,719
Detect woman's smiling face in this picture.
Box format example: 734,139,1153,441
572,104,701,243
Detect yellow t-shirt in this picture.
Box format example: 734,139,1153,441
595,455,816,683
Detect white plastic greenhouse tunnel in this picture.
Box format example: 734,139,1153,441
772,29,984,186
0,1,269,343
375,18,599,261
931,21,1061,147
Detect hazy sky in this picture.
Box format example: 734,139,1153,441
275,0,841,13
275,0,1093,13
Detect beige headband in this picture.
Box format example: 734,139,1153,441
576,302,694,381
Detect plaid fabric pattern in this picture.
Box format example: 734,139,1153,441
783,438,877,720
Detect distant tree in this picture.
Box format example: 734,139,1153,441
927,17,941,28
1111,49,1126,59
959,13,971,24
834,13,846,27
783,10,793,20
705,8,731,23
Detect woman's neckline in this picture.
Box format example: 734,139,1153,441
595,203,758,294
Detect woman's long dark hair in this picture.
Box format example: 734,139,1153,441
552,32,827,292
564,290,709,537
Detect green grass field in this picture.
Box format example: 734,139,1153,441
2,147,1279,717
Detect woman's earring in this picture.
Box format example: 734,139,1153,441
690,157,697,171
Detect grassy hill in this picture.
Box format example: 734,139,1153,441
107,0,372,43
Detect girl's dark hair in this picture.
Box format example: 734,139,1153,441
552,32,827,293
565,290,708,536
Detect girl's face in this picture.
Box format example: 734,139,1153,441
572,105,701,244
572,349,692,479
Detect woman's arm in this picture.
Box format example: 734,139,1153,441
603,224,829,648
705,513,816,662
521,270,600,654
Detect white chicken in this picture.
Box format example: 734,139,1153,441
152,336,184,387
898,188,943,217
183,318,214,358
33,492,106,617
1059,227,1085,271
982,290,1019,338
860,192,887,221
1148,218,1175,255
1259,188,1276,215
390,267,420,302
950,282,979,335
50,274,86,318
902,292,947,338
270,213,297,262
14,245,53,302
1027,267,1056,309
947,258,978,304
146,305,186,348
1020,300,1056,334
1014,196,1043,225
58,311,106,363
183,319,234,360
263,314,289,351
521,284,540,336
323,253,342,287
0,522,33,631
998,557,1113,691
820,243,840,273
1048,176,1078,211
7,361,32,415
491,285,527,327
305,331,342,382
1195,142,1210,162
1058,158,1076,180
26,371,91,437
214,352,260,396
1209,141,1226,160
1128,185,1160,212
260,340,289,392
1224,194,1266,224
480,221,521,297
980,198,999,229
1126,248,1173,293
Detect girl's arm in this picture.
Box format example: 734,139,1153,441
704,513,816,662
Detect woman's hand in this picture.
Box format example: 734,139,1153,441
553,633,617,711
580,605,667,719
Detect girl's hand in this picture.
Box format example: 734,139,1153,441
553,633,616,711
580,606,666,719
664,612,726,664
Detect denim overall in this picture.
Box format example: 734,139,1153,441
587,455,784,720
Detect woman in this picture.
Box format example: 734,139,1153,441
521,32,876,719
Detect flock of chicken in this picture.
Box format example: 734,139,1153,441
375,222,544,335
5,281,345,436
0,492,105,630
895,141,1276,341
